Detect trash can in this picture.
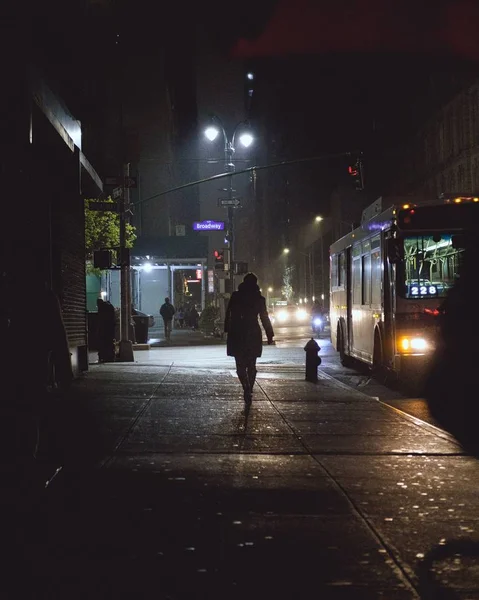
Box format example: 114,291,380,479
133,315,149,343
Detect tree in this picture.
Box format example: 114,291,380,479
84,197,137,274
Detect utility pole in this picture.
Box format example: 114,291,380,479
118,162,134,361
225,142,235,294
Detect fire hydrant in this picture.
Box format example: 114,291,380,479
304,337,321,382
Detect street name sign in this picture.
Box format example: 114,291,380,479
105,176,137,188
193,220,225,231
112,186,122,199
218,198,241,207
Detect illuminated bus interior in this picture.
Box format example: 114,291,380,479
401,234,464,298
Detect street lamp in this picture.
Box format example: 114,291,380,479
204,126,220,142
283,248,290,254
204,115,254,292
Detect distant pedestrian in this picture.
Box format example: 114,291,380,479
224,272,274,406
177,306,185,328
190,306,199,330
159,297,175,341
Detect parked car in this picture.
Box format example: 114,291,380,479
270,304,309,326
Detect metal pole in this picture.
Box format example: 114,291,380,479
118,162,134,361
226,141,235,293
320,231,325,302
304,254,311,298
309,250,314,300
310,244,315,300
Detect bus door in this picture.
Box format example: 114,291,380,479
345,246,353,354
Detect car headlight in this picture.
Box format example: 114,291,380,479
277,311,287,322
313,317,322,326
399,337,429,353
296,309,308,321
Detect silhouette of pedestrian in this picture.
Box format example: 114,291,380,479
97,298,116,362
159,297,175,341
190,305,199,330
423,231,479,453
224,272,274,406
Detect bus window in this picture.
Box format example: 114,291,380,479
371,248,381,305
338,252,346,287
331,254,338,287
362,253,371,305
402,233,464,298
352,257,361,304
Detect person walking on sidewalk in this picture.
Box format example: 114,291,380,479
190,305,199,330
160,297,175,342
224,272,274,406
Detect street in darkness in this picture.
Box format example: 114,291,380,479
11,326,479,599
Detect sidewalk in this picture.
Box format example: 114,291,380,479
25,357,479,599
88,328,224,365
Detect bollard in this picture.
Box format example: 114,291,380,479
304,337,321,382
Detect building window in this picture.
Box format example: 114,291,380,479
473,158,479,192
457,164,465,191
472,89,479,143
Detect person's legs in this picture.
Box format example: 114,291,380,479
235,357,251,405
246,358,257,394
163,318,171,340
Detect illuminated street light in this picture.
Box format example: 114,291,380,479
204,126,220,142
268,287,273,293
203,115,255,294
283,248,290,254
239,132,254,148
247,72,254,80
315,216,323,223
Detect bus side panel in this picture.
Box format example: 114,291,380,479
330,249,349,351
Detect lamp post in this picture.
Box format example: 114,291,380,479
204,116,254,293
311,216,323,302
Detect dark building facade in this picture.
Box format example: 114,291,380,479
2,1,107,374
390,78,479,198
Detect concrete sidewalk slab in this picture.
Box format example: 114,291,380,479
26,357,479,599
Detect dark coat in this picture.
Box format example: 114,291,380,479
160,302,175,321
224,282,274,358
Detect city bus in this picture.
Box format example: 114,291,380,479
329,196,479,376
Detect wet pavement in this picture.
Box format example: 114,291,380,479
12,346,479,599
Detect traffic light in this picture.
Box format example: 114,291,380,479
214,249,225,270
348,158,364,191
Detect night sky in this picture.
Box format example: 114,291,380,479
19,0,479,218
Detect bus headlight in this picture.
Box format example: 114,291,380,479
399,337,429,353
